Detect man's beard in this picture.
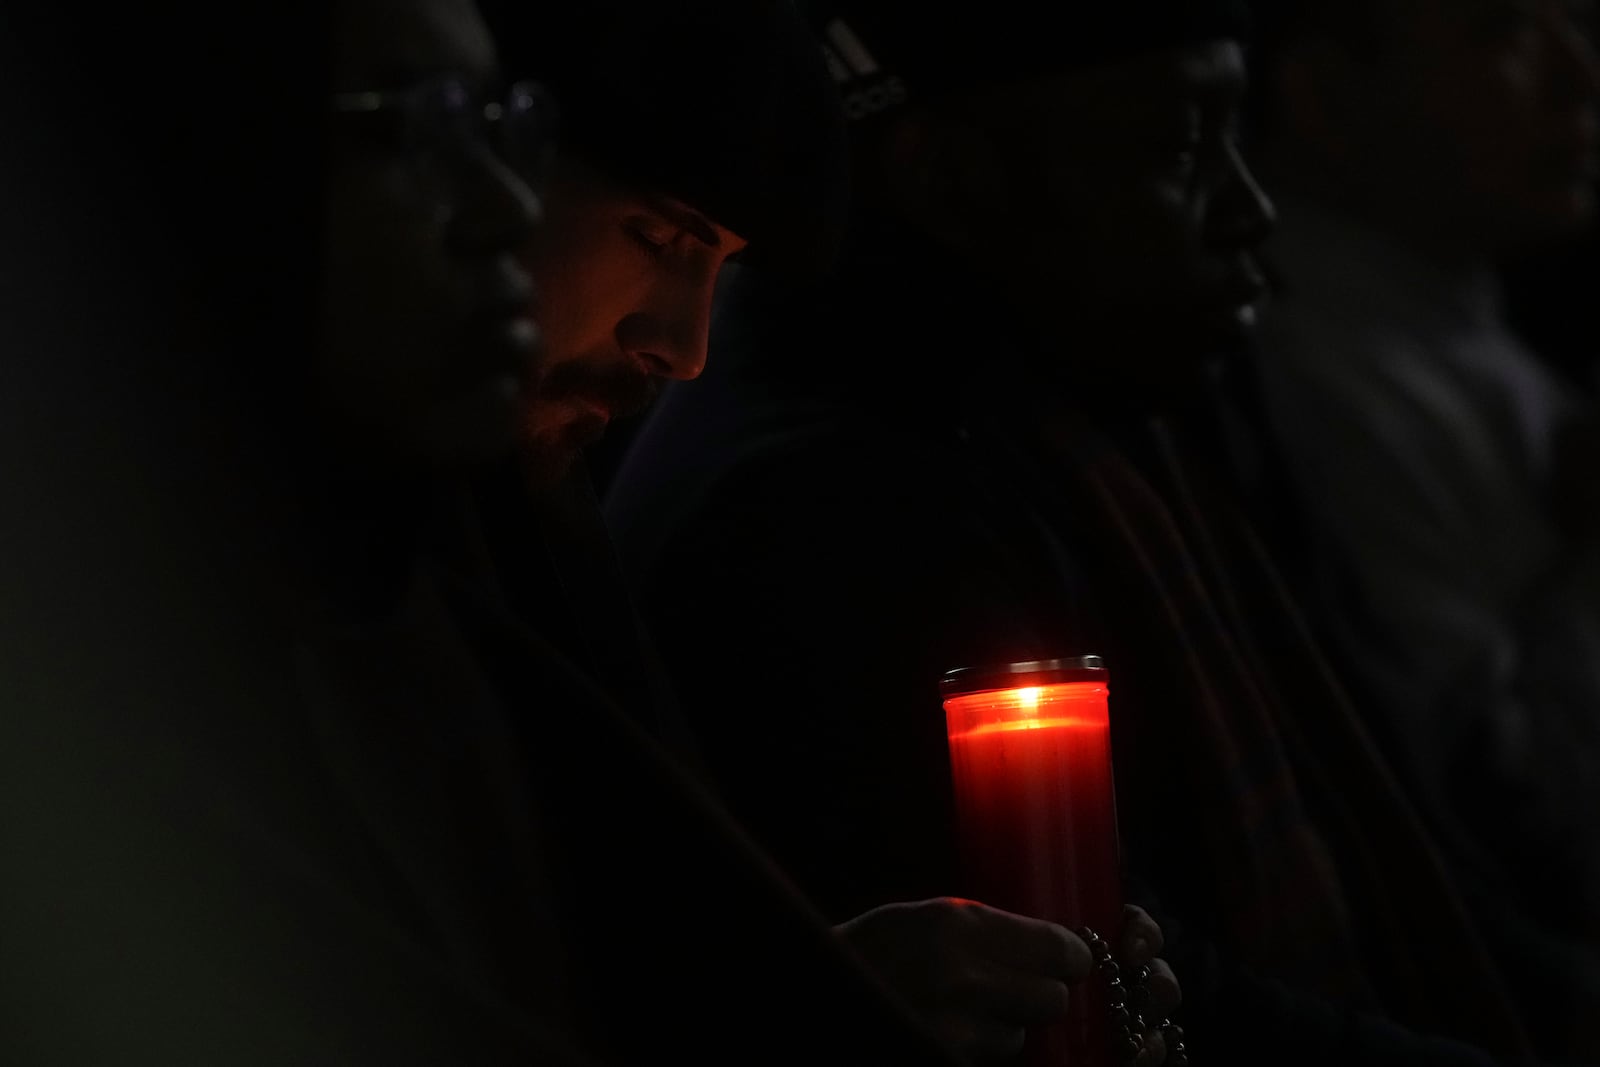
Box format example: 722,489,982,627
517,356,658,489
519,412,607,490
537,358,657,424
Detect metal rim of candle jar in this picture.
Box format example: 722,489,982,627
940,655,1107,698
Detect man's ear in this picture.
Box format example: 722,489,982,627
875,109,1010,254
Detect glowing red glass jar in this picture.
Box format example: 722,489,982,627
942,656,1122,1065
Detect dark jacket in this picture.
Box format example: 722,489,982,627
0,455,957,1065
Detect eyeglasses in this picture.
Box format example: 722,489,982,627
331,76,558,217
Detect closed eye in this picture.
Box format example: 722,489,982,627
625,218,677,257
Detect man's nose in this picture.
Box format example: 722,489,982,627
1212,140,1278,251
619,270,719,381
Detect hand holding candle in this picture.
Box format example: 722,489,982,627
834,901,1180,1066
942,658,1121,936
942,657,1125,1064
1116,906,1184,1064
836,898,1088,1063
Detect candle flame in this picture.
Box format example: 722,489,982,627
944,681,1110,739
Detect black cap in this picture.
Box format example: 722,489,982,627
810,0,1253,122
487,0,850,278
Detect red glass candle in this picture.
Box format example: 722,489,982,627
943,656,1121,1065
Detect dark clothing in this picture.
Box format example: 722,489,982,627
0,455,956,1065
1,12,952,1058
448,481,958,1066
472,457,703,764
605,236,1543,1065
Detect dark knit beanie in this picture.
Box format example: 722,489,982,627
488,0,851,277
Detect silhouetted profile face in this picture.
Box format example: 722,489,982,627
319,0,547,475
890,39,1274,385
515,152,747,487
1272,0,1600,252
1007,41,1274,365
